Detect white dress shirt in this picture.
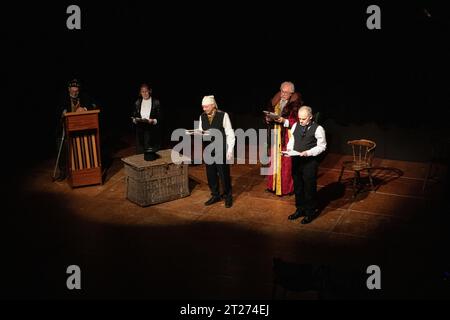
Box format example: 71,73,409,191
198,111,236,156
287,122,327,157
140,98,157,124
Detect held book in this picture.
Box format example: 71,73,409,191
263,111,280,120
131,117,150,123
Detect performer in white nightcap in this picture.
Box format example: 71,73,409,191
198,95,235,208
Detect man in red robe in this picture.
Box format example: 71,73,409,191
265,81,303,196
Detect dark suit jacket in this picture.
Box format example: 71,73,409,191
132,97,161,123
132,97,162,151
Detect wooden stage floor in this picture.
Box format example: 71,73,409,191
4,148,450,299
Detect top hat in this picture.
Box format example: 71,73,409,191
144,147,159,161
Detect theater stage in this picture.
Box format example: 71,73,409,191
4,146,449,299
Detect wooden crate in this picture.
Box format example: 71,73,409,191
122,149,190,206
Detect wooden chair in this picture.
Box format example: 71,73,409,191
338,139,377,197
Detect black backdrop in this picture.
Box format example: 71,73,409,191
2,0,450,303
4,1,449,164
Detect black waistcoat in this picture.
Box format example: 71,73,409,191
293,122,319,153
201,111,226,154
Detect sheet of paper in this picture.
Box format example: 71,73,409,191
185,129,211,136
281,150,302,157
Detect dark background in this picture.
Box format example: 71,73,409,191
2,0,450,302
4,1,449,165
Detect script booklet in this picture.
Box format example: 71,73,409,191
185,129,211,136
263,111,280,120
131,117,151,123
281,150,302,157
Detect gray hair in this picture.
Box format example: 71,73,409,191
299,106,313,117
280,81,295,93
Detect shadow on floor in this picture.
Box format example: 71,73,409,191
4,161,450,300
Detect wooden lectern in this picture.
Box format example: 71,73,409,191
64,110,102,187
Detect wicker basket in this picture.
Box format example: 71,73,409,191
122,149,190,206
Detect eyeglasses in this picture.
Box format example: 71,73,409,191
281,90,293,95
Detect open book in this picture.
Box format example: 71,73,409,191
185,129,211,136
263,111,280,120
281,150,302,157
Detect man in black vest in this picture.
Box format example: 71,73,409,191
286,106,327,224
199,95,235,208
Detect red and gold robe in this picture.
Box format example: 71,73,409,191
266,92,303,195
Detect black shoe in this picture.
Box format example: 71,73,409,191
204,196,221,206
301,216,314,224
55,174,66,182
288,210,304,220
225,197,233,208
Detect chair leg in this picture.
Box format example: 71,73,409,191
338,166,345,183
352,171,359,198
368,168,375,191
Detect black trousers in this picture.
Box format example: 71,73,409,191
136,123,159,154
291,156,319,216
206,163,232,199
